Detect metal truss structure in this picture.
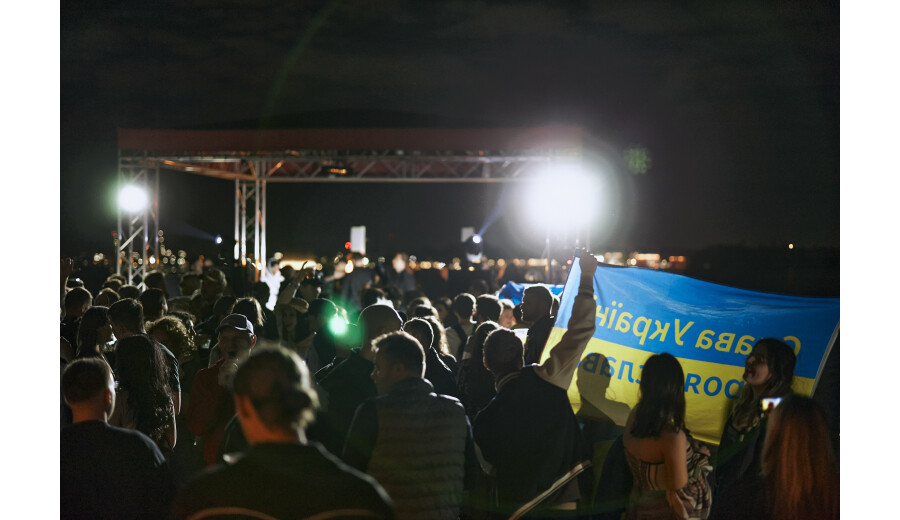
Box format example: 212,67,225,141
116,159,159,283
116,126,587,275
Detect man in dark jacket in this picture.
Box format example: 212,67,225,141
473,251,598,517
315,304,402,455
344,331,476,520
61,358,172,520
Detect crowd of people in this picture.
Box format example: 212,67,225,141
60,251,839,519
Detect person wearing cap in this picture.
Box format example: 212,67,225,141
187,313,257,466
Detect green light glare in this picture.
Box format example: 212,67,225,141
624,146,652,175
329,316,348,336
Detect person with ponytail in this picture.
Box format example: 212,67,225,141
173,346,394,520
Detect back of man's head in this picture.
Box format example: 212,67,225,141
201,268,228,299
405,296,431,318
214,295,238,319
475,295,502,323
451,293,476,322
308,298,338,320
403,318,434,353
64,287,93,317
483,328,525,375
467,279,489,297
233,347,318,435
139,288,167,320
523,285,553,310
62,358,112,409
359,304,403,343
180,273,202,297
374,331,425,378
118,285,141,301
104,275,125,293
362,288,388,309
108,298,144,336
251,281,270,304
204,268,228,288
94,288,120,307
143,271,167,294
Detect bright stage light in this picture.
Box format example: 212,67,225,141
522,164,603,232
215,235,223,245
118,185,149,213
464,233,484,263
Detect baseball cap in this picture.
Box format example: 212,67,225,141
216,313,255,335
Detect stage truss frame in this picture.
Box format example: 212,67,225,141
115,127,586,280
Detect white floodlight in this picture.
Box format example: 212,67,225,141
523,164,602,232
118,185,149,213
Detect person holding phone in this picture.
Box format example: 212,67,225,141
712,338,796,509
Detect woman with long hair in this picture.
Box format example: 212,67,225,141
421,314,458,374
623,353,711,519
110,335,176,452
761,395,838,520
714,338,796,500
711,395,838,520
75,306,114,360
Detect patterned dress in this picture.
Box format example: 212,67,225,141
623,437,712,520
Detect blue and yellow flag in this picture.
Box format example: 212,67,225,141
547,257,840,444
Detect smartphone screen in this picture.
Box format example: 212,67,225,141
761,397,783,416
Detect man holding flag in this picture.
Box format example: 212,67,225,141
473,250,599,518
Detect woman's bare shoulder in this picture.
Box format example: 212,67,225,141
658,425,688,450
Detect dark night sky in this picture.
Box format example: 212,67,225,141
60,0,839,259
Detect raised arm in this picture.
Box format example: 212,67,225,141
535,251,598,389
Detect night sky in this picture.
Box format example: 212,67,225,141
60,0,839,260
